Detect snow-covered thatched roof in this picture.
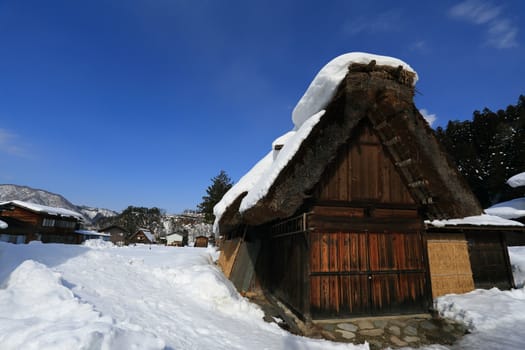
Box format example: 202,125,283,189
213,52,481,234
140,230,155,243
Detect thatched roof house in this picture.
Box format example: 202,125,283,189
214,52,523,320
128,229,156,245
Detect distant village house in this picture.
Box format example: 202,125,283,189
128,229,156,245
0,200,84,244
166,233,184,246
98,224,130,246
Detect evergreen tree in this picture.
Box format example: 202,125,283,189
198,170,233,223
436,95,525,207
97,206,163,236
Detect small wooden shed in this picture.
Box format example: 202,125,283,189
214,54,523,320
194,235,209,248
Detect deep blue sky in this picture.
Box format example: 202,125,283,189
1,0,524,213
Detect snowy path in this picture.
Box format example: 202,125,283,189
1,242,525,349
0,242,360,350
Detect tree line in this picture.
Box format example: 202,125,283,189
435,95,525,208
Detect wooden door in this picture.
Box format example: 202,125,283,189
310,230,429,318
466,232,513,290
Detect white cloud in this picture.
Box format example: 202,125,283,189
419,109,437,127
450,0,501,24
409,40,430,54
449,0,518,49
487,18,518,49
0,128,29,157
343,10,403,36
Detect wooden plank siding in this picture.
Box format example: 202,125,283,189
268,232,310,317
309,229,429,318
1,207,41,226
466,232,514,290
315,123,415,205
307,122,430,318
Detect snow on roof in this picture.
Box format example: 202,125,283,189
213,52,418,233
507,172,525,188
239,110,326,213
213,150,274,233
0,219,7,229
139,230,155,242
485,197,525,220
0,200,84,221
75,230,111,237
272,131,296,149
292,52,417,129
425,214,524,228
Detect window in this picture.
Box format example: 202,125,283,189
42,218,55,227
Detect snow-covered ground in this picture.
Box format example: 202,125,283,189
0,241,361,350
0,241,524,350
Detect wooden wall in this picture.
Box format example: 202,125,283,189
266,232,309,317
218,237,242,278
306,121,430,317
194,236,209,248
315,123,415,205
466,231,514,290
1,207,41,226
246,121,434,319
309,229,429,318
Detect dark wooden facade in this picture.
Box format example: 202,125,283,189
99,225,129,246
253,122,432,319
466,231,514,289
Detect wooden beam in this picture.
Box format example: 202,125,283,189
408,180,429,188
374,120,389,130
396,158,413,167
384,136,401,146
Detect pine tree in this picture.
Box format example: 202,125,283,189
436,95,525,207
198,170,233,224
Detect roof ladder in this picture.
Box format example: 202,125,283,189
396,158,413,167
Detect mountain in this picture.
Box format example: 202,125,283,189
0,184,118,226
77,205,118,226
